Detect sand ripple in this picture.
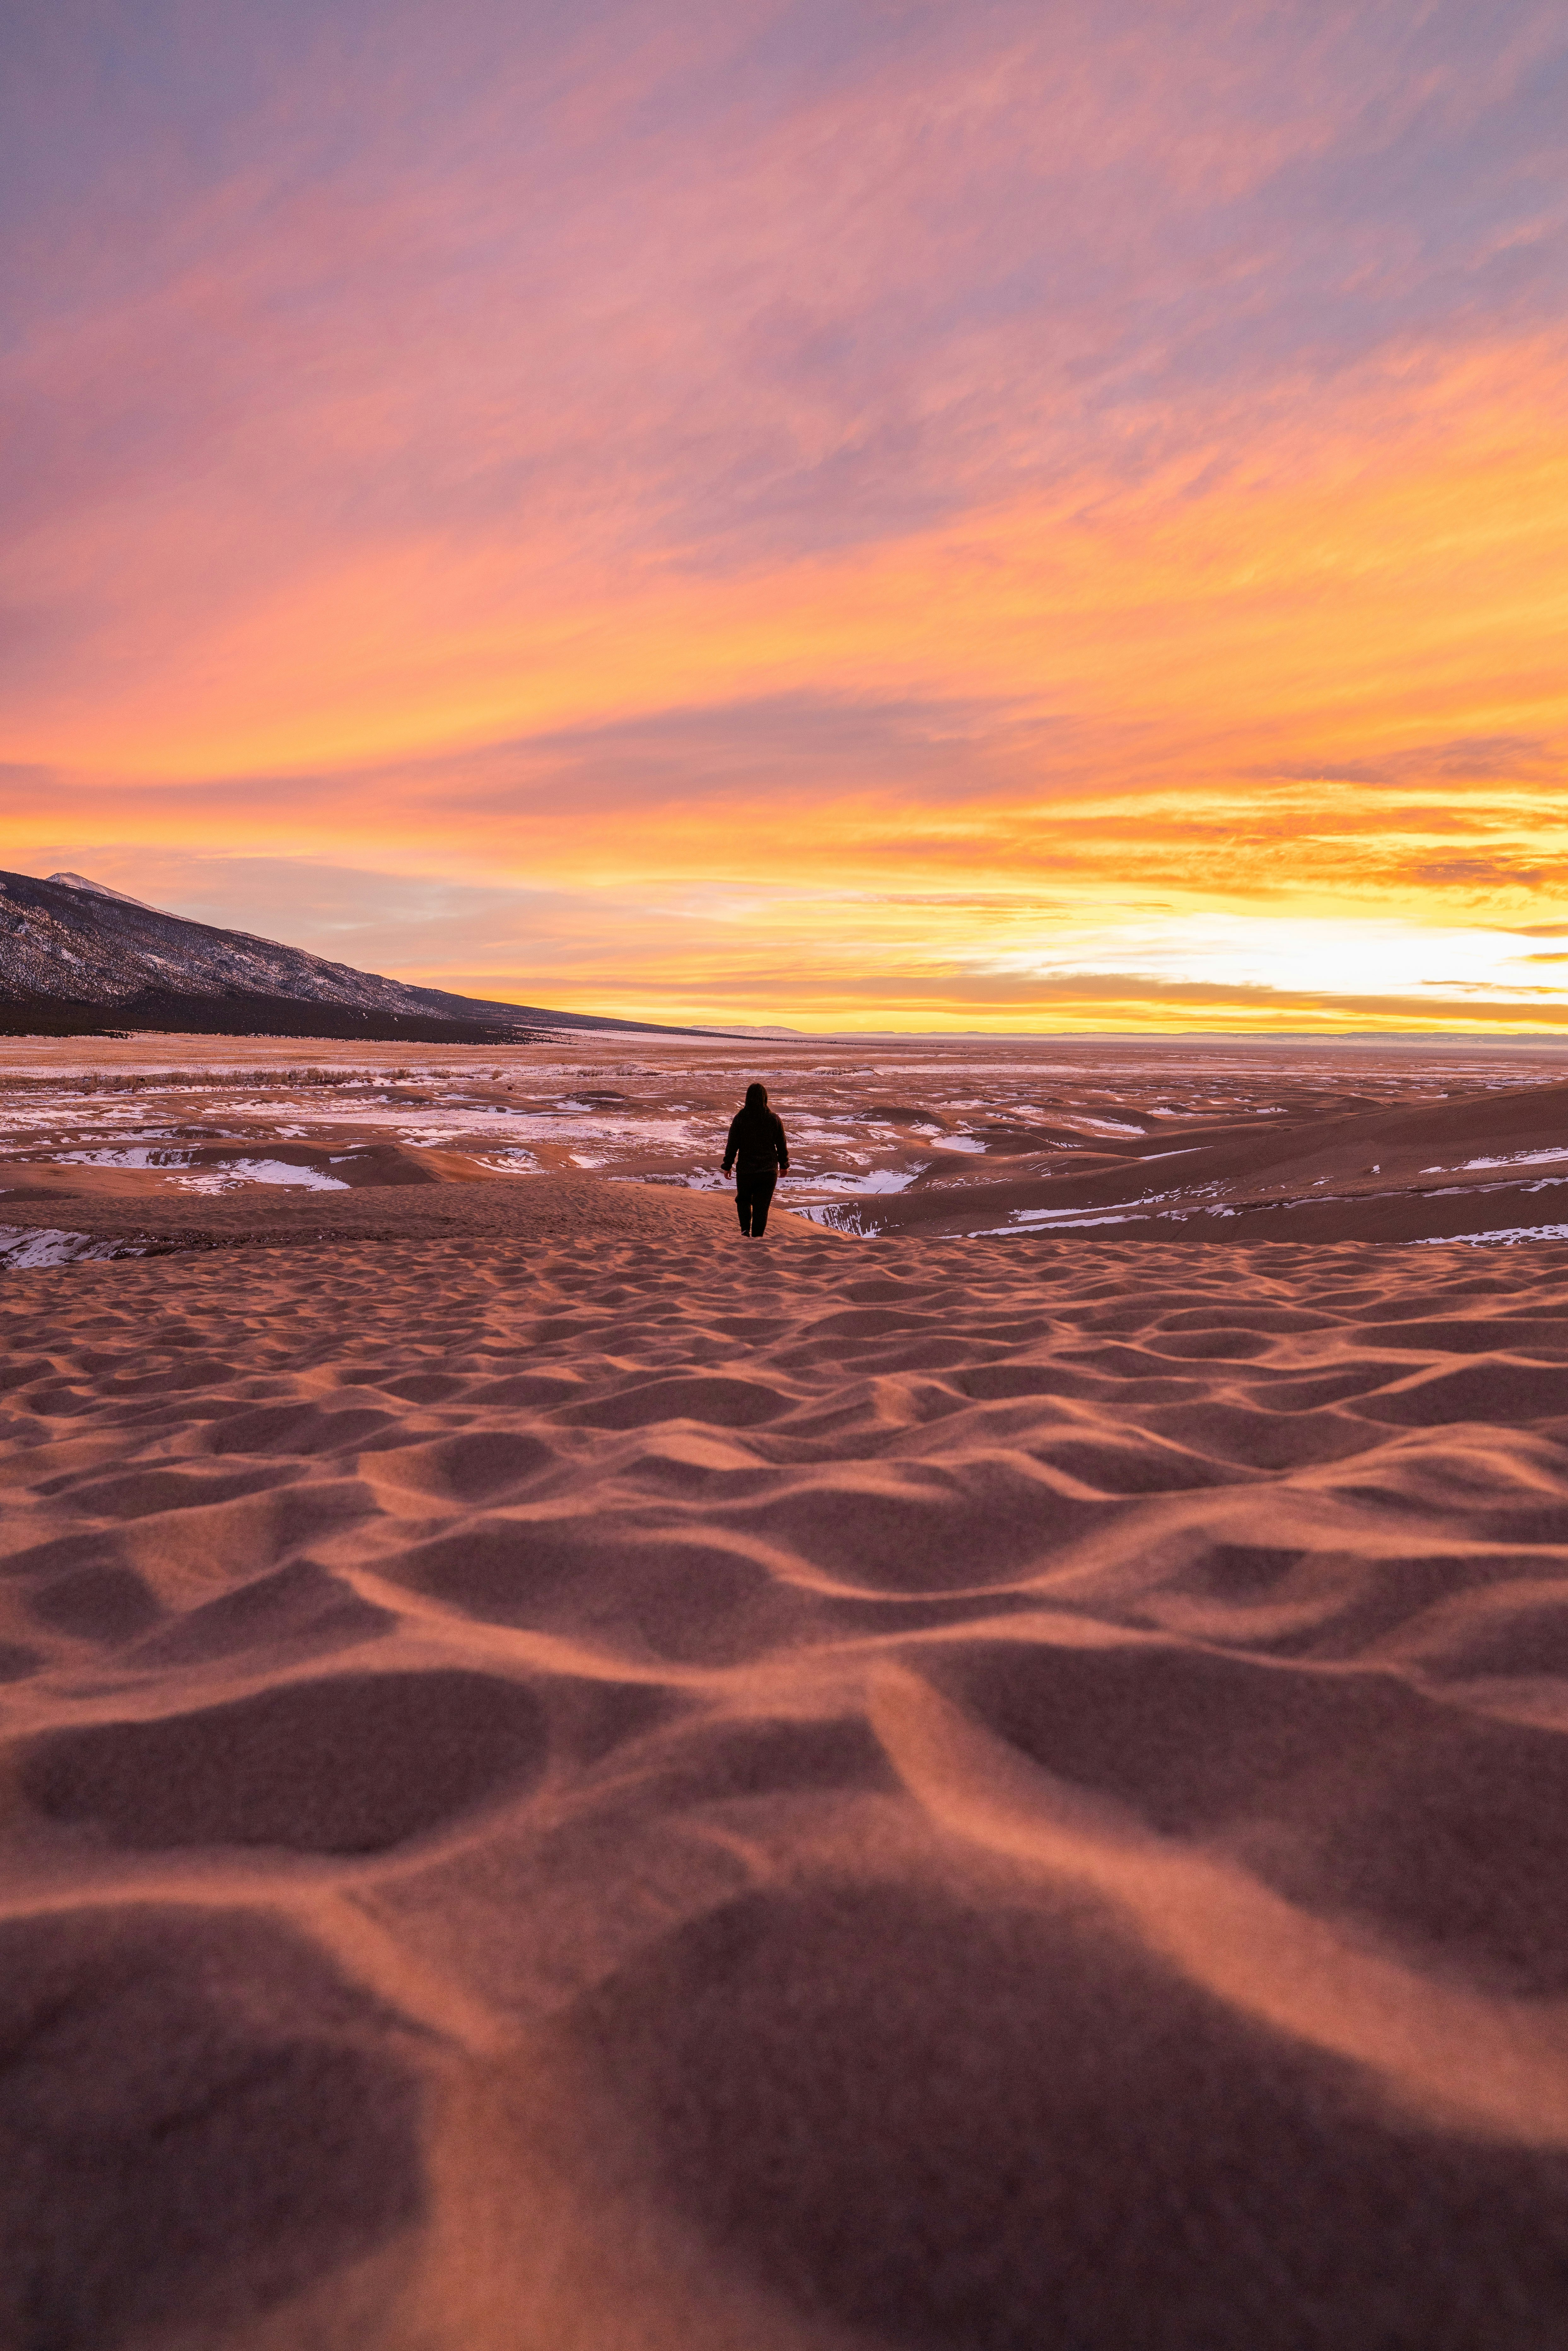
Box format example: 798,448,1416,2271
6,1211,1568,2343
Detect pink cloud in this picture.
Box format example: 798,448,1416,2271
2,0,1566,1024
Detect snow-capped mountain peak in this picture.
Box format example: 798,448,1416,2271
45,872,167,914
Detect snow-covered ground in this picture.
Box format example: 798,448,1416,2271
3,1031,1568,1241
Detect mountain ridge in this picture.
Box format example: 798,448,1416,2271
0,869,686,1040
45,871,167,914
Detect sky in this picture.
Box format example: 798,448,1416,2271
3,0,1566,1032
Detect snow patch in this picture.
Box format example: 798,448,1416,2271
1411,1224,1568,1246
0,1226,154,1268
178,1159,348,1193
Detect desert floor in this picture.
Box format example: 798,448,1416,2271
6,1043,1568,2345
4,1029,1568,1253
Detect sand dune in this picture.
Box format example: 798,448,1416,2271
5,1166,1568,2345
4,1032,1568,1246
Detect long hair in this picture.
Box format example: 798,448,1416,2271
743,1082,769,1111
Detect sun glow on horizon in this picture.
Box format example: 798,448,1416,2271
3,1,1565,1031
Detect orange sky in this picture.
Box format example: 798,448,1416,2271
3,0,1566,1030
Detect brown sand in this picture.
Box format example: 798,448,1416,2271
4,1030,1568,1247
7,1173,1568,2345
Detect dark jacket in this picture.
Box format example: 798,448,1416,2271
723,1106,789,1176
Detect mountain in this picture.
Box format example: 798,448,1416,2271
45,871,167,915
0,869,676,1041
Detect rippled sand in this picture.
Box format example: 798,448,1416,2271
7,1149,1568,2345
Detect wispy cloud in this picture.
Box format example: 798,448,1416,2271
3,0,1566,1023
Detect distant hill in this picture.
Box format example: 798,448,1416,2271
0,869,680,1042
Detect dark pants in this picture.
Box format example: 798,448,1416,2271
736,1170,777,1235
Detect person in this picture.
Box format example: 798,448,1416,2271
722,1081,789,1237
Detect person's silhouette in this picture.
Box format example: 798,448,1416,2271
722,1082,789,1237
